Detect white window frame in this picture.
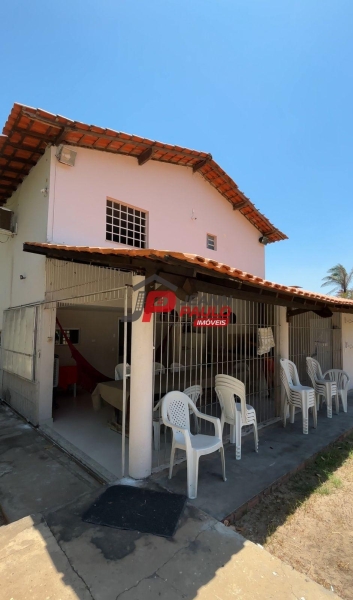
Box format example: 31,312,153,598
1,306,37,382
206,233,217,251
106,198,148,249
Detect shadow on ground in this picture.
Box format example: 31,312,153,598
0,401,341,599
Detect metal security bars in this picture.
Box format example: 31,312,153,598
152,294,281,470
289,312,342,386
106,199,147,248
45,259,132,306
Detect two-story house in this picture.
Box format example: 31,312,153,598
1,103,353,482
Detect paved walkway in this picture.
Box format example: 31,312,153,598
153,399,353,520
0,402,341,600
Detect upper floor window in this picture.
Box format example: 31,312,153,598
206,233,217,251
106,199,147,248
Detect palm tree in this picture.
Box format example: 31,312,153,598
321,264,353,297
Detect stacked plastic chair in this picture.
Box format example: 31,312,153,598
215,374,258,460
306,357,338,418
323,369,349,413
280,358,317,434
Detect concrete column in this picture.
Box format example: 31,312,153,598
277,306,289,419
341,313,353,390
129,275,154,479
279,306,289,359
37,304,56,425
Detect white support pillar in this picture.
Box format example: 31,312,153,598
37,304,56,425
278,306,289,421
279,306,289,360
129,275,154,479
341,313,353,390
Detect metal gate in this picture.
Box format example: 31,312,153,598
152,293,281,470
289,312,342,386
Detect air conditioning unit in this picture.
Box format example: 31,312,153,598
0,208,15,234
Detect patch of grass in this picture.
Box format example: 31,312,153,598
316,472,343,496
234,432,353,546
329,474,343,489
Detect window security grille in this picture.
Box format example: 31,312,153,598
106,200,147,248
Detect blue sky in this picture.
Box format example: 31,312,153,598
1,0,352,292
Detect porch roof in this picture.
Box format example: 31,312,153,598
23,242,353,315
0,103,286,243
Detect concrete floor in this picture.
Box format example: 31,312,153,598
153,397,353,520
0,403,101,523
46,391,177,481
49,391,125,479
0,401,340,600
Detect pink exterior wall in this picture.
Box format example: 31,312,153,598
48,146,265,277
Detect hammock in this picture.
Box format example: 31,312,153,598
56,318,110,393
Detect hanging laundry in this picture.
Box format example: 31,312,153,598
257,327,275,355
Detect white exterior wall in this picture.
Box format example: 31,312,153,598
0,142,267,429
0,149,51,424
0,148,51,320
48,146,265,277
341,314,353,390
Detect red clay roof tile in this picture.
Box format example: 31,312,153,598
1,103,287,243
22,242,353,311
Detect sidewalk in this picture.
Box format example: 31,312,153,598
0,402,341,600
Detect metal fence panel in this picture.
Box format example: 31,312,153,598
289,312,342,386
152,294,280,470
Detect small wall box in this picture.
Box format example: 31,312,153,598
0,208,14,234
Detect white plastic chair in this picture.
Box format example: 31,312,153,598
162,391,226,499
324,369,349,413
280,359,316,434
215,374,258,460
183,385,202,410
170,362,185,373
306,357,338,418
115,363,130,381
154,362,166,374
153,385,202,451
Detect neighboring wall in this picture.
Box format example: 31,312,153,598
56,306,122,379
1,304,56,425
0,149,50,321
48,146,265,277
341,314,353,390
0,150,51,423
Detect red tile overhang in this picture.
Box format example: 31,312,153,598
23,242,353,314
0,103,287,243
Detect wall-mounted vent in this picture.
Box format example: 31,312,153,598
0,208,14,233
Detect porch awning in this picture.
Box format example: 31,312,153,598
23,242,353,315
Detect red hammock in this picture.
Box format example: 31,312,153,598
56,318,110,393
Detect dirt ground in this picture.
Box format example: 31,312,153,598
233,433,353,599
